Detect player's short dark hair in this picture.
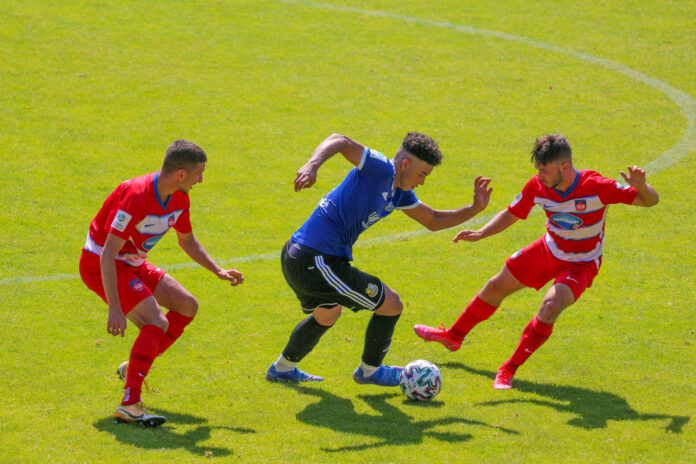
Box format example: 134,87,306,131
531,134,572,165
402,132,442,166
162,139,207,173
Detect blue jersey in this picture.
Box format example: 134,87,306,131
292,147,420,260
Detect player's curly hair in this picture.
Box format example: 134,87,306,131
531,134,572,165
402,132,442,166
162,139,207,173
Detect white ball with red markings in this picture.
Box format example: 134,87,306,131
399,359,442,401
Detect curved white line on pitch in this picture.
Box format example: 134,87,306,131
280,0,696,174
2,3,694,287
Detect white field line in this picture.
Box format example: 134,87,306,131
3,3,694,287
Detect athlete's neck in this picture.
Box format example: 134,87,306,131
555,168,579,193
156,171,177,201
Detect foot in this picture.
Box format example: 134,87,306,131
114,402,166,427
116,361,129,382
413,323,463,352
116,361,151,392
353,364,403,387
493,367,514,390
265,364,323,383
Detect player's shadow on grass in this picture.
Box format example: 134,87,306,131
290,385,517,452
93,408,255,457
443,362,689,433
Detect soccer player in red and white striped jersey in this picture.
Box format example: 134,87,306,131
80,140,244,425
414,134,659,389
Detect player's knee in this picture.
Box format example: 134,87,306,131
376,290,402,316
173,294,198,318
538,299,563,323
148,312,169,332
182,295,198,317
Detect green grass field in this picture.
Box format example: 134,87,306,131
2,0,695,462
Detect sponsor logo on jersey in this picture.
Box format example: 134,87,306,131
550,213,583,230
366,283,379,298
575,199,587,211
361,212,382,229
319,197,330,209
111,209,132,232
129,279,145,291
142,235,163,250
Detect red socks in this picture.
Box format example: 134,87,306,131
157,311,194,356
502,316,554,374
122,324,165,406
449,295,499,340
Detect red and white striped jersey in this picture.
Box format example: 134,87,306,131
84,172,192,266
508,170,637,263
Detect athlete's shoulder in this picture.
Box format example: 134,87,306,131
360,147,393,173
118,172,155,194
578,169,616,188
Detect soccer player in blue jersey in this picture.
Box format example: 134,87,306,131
266,132,492,386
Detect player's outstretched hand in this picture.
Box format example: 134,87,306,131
218,268,244,286
620,166,647,188
294,163,318,191
472,176,493,211
453,229,483,243
107,306,127,337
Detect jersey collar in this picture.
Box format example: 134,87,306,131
153,172,171,210
553,170,580,198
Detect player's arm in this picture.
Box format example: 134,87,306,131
294,134,365,191
403,176,493,231
620,166,659,207
453,208,519,243
177,231,244,286
100,232,128,337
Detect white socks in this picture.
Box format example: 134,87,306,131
274,355,297,373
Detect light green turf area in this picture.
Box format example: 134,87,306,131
1,1,694,462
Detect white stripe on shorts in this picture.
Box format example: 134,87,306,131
314,256,377,309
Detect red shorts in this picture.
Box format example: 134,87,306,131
505,237,600,301
79,250,166,314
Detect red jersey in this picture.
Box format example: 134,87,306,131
84,172,192,266
507,170,638,263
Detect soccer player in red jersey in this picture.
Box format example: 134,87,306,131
414,134,659,389
80,140,244,426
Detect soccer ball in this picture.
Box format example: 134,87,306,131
399,359,442,401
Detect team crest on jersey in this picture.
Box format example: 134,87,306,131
575,199,587,212
129,279,145,291
366,283,379,298
168,215,176,227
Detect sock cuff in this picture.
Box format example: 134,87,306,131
141,324,166,338
469,295,498,320
531,316,554,336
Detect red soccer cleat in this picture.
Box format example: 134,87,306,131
413,323,463,352
493,367,514,390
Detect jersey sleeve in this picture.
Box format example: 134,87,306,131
357,147,393,180
173,207,192,233
395,190,420,210
594,175,638,205
507,178,537,219
106,185,142,240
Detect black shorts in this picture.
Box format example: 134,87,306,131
281,240,386,313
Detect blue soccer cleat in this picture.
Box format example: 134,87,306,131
353,364,404,387
265,364,323,383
